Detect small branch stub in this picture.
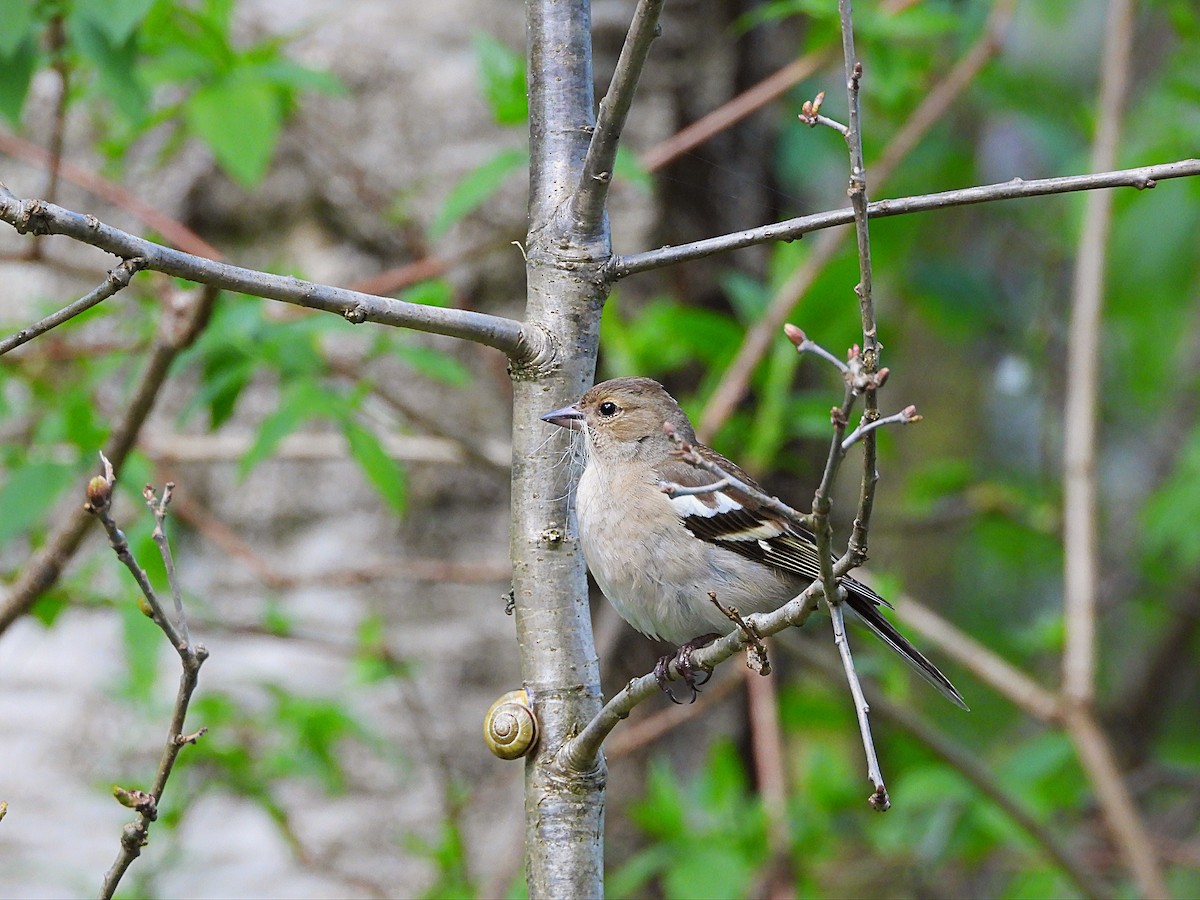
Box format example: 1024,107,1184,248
707,592,770,675
484,689,539,760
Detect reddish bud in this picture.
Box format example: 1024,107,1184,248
86,476,111,510
783,323,806,347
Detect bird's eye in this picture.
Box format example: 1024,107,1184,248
598,400,619,417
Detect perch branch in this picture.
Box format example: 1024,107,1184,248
556,580,824,773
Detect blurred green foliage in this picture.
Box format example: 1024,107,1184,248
3,0,1200,897
596,2,1200,898
0,0,341,185
0,2,471,891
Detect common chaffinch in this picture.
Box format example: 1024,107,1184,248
542,376,966,708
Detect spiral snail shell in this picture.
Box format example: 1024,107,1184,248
483,689,539,760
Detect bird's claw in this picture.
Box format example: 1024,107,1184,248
654,633,720,704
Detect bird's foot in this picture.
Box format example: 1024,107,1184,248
654,633,721,704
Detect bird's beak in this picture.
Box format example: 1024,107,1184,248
541,404,584,430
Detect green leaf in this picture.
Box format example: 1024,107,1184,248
118,593,162,703
430,147,527,237
0,461,76,542
0,0,37,56
393,343,472,387
472,32,527,125
198,345,256,428
398,280,454,308
185,75,282,186
73,0,157,45
0,37,38,125
67,14,150,122
261,600,294,636
343,420,407,515
614,145,652,193
238,380,339,477
29,591,70,627
244,56,344,95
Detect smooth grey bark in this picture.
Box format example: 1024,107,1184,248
513,1,611,896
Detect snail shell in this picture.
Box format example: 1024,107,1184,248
484,689,538,760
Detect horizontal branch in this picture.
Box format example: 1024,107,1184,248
611,158,1200,277
555,580,825,774
0,183,538,362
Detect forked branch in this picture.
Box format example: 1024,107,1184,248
570,0,665,232
84,457,208,899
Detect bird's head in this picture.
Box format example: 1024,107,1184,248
541,377,696,462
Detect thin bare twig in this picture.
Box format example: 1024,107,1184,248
610,159,1198,279
831,601,889,810
697,0,1017,439
557,576,826,773
783,323,850,373
145,483,191,650
809,0,888,811
0,286,217,637
0,183,535,360
84,461,208,899
709,591,770,674
571,0,665,232
840,404,921,451
791,645,1111,900
798,91,849,137
0,257,145,355
604,672,741,758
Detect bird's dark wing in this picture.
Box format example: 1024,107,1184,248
657,448,968,710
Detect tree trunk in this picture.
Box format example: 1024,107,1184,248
513,0,612,896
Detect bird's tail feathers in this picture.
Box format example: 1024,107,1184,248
842,582,969,711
